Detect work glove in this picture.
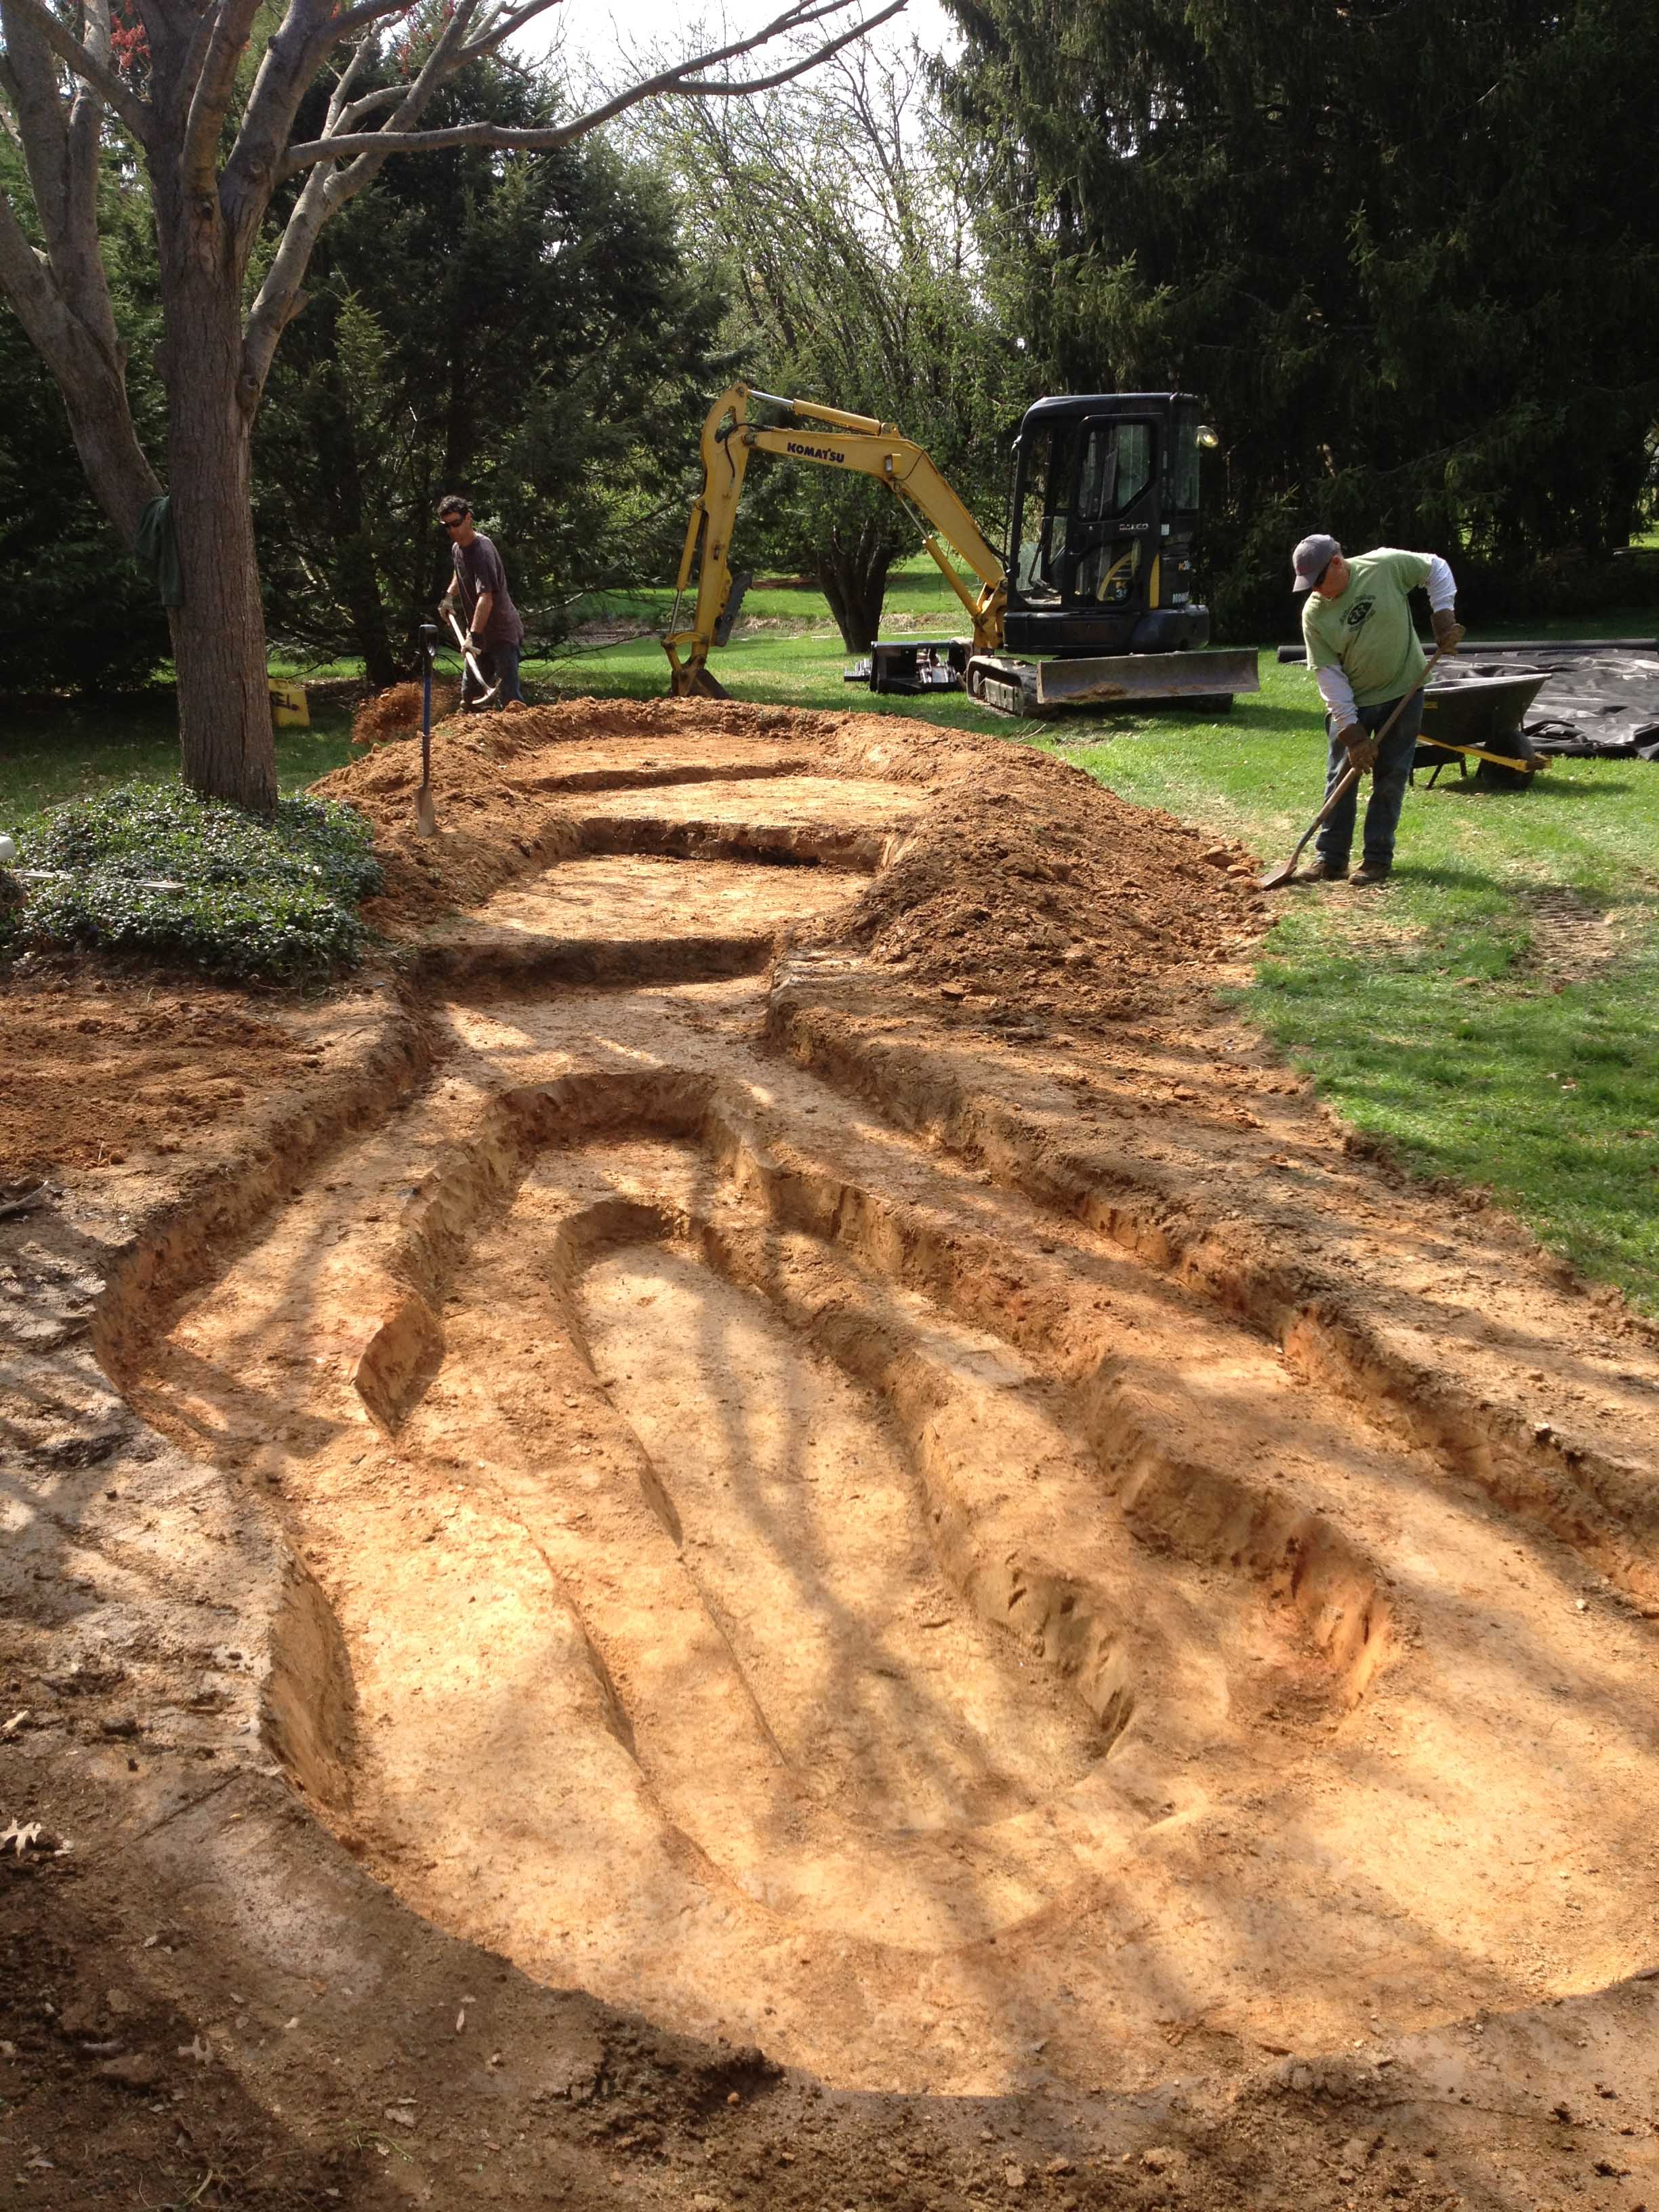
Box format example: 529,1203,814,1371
1431,607,1465,653
1340,723,1378,773
464,632,489,659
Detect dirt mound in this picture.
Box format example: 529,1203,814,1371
316,708,578,926
817,718,1263,1011
0,970,310,1182
316,697,1263,1014
349,677,459,745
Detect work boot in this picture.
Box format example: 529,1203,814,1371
1350,859,1393,888
1299,856,1349,882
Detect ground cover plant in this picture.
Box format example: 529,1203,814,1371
6,781,383,984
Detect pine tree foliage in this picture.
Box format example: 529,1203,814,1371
939,0,1659,632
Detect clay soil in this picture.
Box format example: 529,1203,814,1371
3,698,1658,2211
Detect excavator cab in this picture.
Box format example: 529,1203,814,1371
1002,394,1213,659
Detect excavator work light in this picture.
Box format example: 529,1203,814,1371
1195,424,1221,449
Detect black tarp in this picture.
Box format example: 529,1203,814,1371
1429,647,1659,758
1279,640,1659,760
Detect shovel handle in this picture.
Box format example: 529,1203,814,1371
443,603,497,700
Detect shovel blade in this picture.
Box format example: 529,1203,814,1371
1257,859,1298,890
415,781,436,838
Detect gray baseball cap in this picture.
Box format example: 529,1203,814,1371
1290,532,1340,594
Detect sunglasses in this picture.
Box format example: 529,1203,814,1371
441,514,468,530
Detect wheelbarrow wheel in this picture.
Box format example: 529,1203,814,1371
1474,725,1539,791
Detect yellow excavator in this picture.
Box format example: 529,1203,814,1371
663,384,1258,718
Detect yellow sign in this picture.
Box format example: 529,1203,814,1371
269,681,310,728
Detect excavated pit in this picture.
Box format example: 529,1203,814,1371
83,716,1659,2108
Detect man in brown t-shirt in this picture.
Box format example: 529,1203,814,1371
437,495,525,708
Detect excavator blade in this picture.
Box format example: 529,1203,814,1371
683,665,731,701
1034,647,1261,712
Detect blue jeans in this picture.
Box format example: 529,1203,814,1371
464,640,523,708
1315,687,1424,872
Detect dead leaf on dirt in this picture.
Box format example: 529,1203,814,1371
2,1819,43,1856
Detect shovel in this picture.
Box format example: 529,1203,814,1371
415,621,438,838
1259,643,1452,889
443,602,499,710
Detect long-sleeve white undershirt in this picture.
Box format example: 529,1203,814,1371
1426,554,1456,611
1315,663,1359,720
1314,554,1458,723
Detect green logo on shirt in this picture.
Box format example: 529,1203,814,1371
1343,597,1375,630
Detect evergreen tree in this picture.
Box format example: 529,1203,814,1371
254,57,722,683
940,0,1659,632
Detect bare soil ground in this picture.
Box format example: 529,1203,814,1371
3,699,1657,2210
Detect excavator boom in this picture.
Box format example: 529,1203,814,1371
664,385,1004,698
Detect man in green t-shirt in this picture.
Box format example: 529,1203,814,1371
1290,533,1463,885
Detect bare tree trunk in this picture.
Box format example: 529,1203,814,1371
343,565,401,691
817,514,895,652
158,258,278,813
326,419,400,687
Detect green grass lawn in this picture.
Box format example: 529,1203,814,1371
4,567,1656,1311
0,691,359,817
1048,665,1659,1315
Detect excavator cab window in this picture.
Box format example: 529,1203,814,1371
1008,406,1165,613
1078,419,1153,520
1069,417,1158,603
1013,422,1065,601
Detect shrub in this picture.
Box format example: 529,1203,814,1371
5,783,384,983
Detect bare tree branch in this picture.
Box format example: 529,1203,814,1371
336,80,403,127
1,0,72,231
279,0,905,176
449,0,570,67
323,37,375,122
182,0,270,193
241,0,486,395
0,0,150,141
220,0,361,252
0,179,160,536
322,0,447,40
64,0,119,337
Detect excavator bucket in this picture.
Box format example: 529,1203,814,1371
1034,646,1261,712
682,665,731,701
